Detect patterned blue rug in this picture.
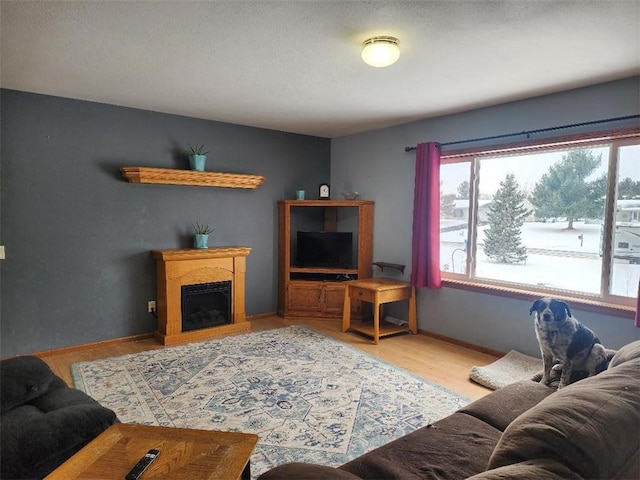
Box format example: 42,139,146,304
72,325,470,478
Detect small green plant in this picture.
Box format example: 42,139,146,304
187,143,209,156
192,222,214,235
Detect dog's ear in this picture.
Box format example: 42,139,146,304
558,301,571,318
529,299,543,315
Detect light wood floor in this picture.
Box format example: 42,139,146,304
39,316,497,401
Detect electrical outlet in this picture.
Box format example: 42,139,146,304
147,301,156,313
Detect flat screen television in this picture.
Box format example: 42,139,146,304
296,231,353,268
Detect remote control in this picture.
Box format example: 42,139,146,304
125,449,160,480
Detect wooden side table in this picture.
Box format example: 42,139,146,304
342,277,417,344
45,423,258,480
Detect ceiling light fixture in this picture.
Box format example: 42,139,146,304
361,36,400,68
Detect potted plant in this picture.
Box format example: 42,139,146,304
192,222,214,249
187,144,209,171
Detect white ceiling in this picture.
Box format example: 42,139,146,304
2,1,639,138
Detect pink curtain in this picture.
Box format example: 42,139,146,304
410,142,442,288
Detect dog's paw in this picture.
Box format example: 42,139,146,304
551,363,563,373
540,375,552,386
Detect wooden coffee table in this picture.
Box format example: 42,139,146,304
45,423,258,480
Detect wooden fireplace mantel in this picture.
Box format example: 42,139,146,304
153,246,251,345
153,246,252,262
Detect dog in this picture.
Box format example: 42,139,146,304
529,297,609,389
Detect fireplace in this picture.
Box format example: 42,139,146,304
152,247,251,345
181,281,231,331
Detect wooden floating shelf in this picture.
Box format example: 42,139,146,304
120,167,265,189
373,261,406,274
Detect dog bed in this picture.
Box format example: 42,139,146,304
470,350,543,390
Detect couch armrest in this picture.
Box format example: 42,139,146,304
1,403,118,479
0,356,54,413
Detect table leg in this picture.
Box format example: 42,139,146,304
373,294,380,345
342,286,351,333
408,286,417,334
241,461,251,480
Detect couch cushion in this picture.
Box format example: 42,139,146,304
459,380,554,432
608,339,640,368
258,463,362,480
340,412,501,480
29,382,105,412
486,357,640,480
0,355,54,413
468,459,583,479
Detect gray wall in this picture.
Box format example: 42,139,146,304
2,79,638,358
331,77,640,357
1,89,330,356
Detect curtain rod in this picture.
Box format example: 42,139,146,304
403,114,640,152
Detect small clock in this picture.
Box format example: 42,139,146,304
319,183,330,199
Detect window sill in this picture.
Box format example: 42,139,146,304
442,278,636,320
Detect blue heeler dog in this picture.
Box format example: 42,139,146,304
530,297,610,389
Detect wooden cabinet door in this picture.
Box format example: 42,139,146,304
323,284,361,316
323,284,347,315
287,283,323,312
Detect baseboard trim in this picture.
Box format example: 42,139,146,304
418,328,504,358
29,312,279,358
27,314,502,360
32,333,155,358
248,311,277,320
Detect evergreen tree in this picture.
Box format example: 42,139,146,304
618,177,640,199
483,173,529,264
529,150,604,229
440,193,456,217
457,181,470,199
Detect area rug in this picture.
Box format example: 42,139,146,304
469,350,542,390
72,325,470,478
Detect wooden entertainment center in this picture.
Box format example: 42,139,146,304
277,200,374,319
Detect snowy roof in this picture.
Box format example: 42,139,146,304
617,199,640,210
453,199,493,209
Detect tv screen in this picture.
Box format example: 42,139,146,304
296,231,353,268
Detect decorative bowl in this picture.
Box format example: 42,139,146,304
342,191,360,200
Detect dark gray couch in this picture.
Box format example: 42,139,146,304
259,339,640,480
0,355,119,479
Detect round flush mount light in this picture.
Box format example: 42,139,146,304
361,36,400,67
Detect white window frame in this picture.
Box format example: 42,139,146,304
440,127,639,317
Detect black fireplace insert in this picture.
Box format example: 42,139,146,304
181,281,232,332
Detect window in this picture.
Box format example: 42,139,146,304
439,129,639,310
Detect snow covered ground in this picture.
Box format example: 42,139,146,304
440,220,639,298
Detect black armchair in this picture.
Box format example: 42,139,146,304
0,355,118,479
